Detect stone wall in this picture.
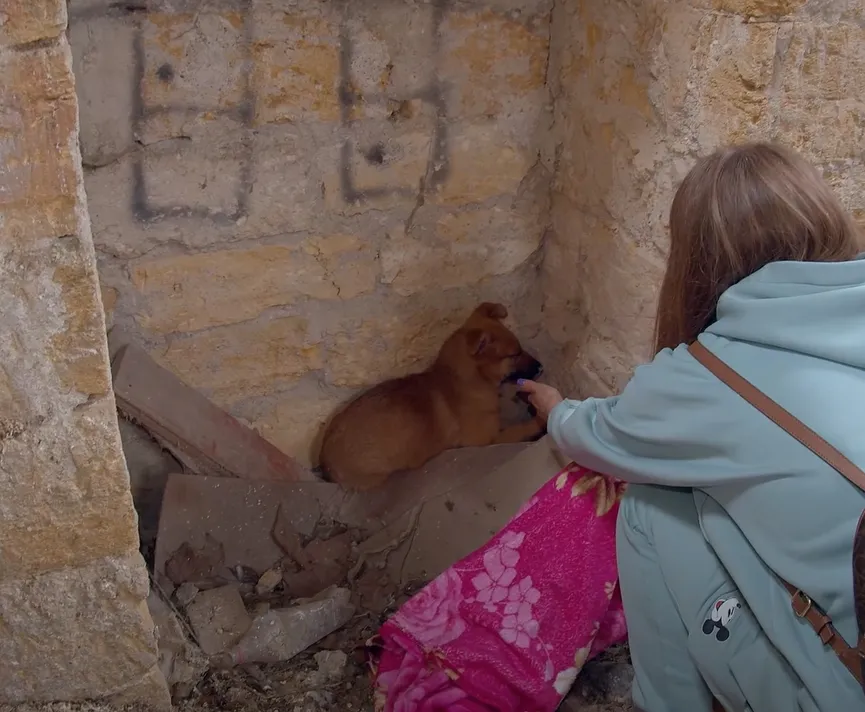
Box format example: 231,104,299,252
68,0,554,466
0,0,166,706
545,0,865,398
3,0,864,705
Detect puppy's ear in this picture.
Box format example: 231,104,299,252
465,328,491,356
473,302,508,320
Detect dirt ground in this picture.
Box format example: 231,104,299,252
0,570,632,712
30,428,635,712
172,606,633,712
0,644,633,712
178,652,634,712
133,498,636,712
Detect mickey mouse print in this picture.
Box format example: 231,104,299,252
702,597,742,642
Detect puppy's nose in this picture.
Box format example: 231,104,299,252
509,353,543,383
525,359,543,380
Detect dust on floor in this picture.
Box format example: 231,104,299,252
0,569,633,712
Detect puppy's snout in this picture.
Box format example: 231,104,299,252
511,352,543,381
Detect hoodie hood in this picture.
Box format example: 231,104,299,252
707,254,865,369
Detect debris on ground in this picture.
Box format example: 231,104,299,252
216,587,355,667
561,645,635,711
147,589,209,700
150,549,399,712
153,474,359,582
148,472,401,709
254,567,283,596
175,582,200,608
138,440,634,711
164,535,232,588
280,526,354,599
312,650,348,683
111,341,311,483
351,437,565,586
186,585,253,656
103,328,636,711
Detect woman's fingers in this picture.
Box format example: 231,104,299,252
514,380,563,423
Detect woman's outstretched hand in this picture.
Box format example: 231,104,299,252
517,379,564,423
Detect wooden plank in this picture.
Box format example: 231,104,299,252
111,342,312,483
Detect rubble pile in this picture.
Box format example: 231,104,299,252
112,344,633,711
148,514,416,712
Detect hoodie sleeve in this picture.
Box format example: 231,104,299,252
547,342,781,486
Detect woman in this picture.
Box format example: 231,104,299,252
520,142,865,711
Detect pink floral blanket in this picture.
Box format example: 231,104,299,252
371,464,628,712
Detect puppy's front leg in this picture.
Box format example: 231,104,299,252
493,417,546,444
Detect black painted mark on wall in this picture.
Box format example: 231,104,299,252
337,0,451,205
129,0,254,225
156,63,174,82
70,0,255,226
364,142,385,165
109,2,149,16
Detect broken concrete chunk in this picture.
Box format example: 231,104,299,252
164,535,229,587
304,531,352,565
154,474,346,579
185,585,252,656
250,601,271,618
314,650,348,682
255,566,283,596
282,563,346,600
280,531,354,598
147,591,208,701
272,504,311,568
216,587,354,667
369,436,566,585
111,342,311,482
174,582,199,609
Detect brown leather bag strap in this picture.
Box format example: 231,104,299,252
778,577,864,684
688,340,865,686
688,341,865,492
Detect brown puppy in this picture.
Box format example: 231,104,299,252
318,302,544,491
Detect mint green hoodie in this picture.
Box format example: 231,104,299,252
548,257,865,710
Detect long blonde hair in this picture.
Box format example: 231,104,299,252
655,142,861,354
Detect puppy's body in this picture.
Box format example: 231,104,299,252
319,303,543,490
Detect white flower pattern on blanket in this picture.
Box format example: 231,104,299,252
501,598,540,648
471,531,524,610
553,645,592,695
505,575,541,616
381,464,628,712
501,576,542,647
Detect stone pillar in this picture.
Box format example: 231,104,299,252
0,0,168,705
